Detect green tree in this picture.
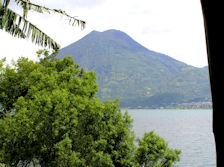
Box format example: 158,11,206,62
0,51,180,166
0,0,85,50
135,131,181,167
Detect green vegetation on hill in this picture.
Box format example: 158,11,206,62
57,29,211,108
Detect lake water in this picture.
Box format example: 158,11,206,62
123,109,216,167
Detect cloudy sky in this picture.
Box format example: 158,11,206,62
0,0,208,67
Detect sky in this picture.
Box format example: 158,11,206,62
0,0,208,67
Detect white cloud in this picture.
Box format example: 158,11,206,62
1,0,208,67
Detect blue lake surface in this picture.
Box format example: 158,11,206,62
123,109,216,167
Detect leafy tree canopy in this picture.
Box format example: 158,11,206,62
0,51,181,167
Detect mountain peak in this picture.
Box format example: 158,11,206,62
90,30,100,33
88,29,124,36
72,29,148,53
89,29,132,39
103,29,122,32
102,29,128,35
57,29,211,107
90,29,125,34
102,29,134,41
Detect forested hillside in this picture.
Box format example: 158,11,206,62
57,29,211,108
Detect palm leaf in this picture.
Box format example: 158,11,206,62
1,0,10,8
0,0,86,50
14,0,86,29
1,7,60,50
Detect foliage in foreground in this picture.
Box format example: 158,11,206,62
0,51,181,167
0,0,85,50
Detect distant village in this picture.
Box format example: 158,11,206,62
175,101,212,109
124,101,212,109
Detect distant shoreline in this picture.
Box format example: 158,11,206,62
121,107,212,110
120,101,212,110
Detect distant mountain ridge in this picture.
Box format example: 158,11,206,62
57,29,211,108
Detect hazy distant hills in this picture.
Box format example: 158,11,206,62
57,29,211,108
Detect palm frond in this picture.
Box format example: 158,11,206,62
14,0,86,29
1,7,60,50
0,0,86,50
2,0,11,8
